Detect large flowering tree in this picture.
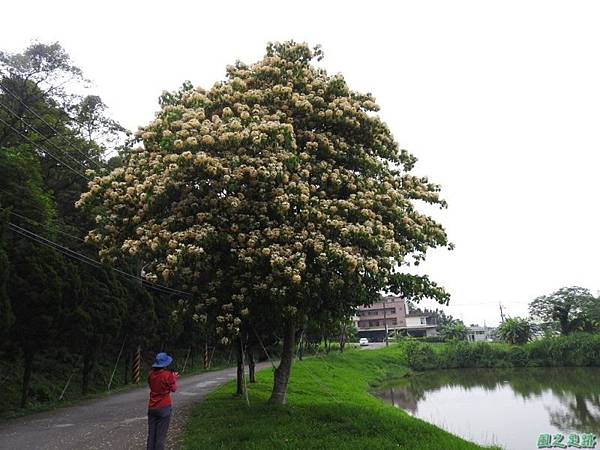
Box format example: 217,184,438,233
78,42,451,404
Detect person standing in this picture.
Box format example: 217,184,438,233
147,352,178,450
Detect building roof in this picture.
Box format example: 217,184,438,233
468,325,496,331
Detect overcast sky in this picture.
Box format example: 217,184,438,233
3,0,600,326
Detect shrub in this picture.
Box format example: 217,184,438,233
440,322,468,341
509,346,528,367
438,341,510,368
498,317,532,345
419,336,447,343
404,341,439,371
403,332,600,371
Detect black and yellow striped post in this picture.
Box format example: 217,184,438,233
132,345,141,384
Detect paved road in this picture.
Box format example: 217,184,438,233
0,363,271,450
360,341,387,350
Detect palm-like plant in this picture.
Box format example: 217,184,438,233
498,317,531,345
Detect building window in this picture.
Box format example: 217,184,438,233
369,320,379,327
420,317,426,324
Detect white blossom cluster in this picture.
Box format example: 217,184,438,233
77,42,449,343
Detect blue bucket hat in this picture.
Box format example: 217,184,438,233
152,352,173,368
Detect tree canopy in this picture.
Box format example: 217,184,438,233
78,41,451,404
529,287,600,335
0,42,185,408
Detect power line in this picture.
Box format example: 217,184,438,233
444,301,527,306
8,221,188,297
7,221,192,298
0,81,102,170
0,115,88,180
0,102,90,179
5,209,86,243
1,189,191,298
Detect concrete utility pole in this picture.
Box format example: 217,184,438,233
383,299,389,347
499,303,506,323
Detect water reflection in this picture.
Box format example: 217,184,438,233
375,368,600,449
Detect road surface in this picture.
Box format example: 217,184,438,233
360,341,387,350
0,362,271,450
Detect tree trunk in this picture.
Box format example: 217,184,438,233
20,350,34,408
269,320,296,405
82,350,96,395
298,334,304,361
339,332,346,353
236,337,245,396
248,347,256,383
123,349,129,385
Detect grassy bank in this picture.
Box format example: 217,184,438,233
404,332,600,371
183,346,495,450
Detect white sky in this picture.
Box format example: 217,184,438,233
3,0,600,326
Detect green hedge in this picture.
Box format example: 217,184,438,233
403,333,600,371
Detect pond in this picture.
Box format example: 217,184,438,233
375,367,600,450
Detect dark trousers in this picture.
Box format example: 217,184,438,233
147,406,172,450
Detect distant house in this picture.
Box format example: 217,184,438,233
353,295,438,341
467,324,496,342
404,312,438,338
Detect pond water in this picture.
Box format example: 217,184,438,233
375,367,600,450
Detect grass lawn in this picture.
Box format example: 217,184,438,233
183,345,496,449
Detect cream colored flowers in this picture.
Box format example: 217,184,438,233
77,41,449,344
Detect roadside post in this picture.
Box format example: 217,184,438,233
132,345,141,384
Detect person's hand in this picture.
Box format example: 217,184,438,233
174,371,179,378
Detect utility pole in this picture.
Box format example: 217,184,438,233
383,298,389,347
499,303,506,323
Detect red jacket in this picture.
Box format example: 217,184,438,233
148,369,177,409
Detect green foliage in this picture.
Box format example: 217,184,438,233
529,286,600,335
404,341,439,370
0,42,83,81
416,336,447,343
436,341,508,369
440,321,468,341
0,41,189,409
401,333,600,371
526,333,600,367
508,346,528,367
0,210,12,333
497,317,532,345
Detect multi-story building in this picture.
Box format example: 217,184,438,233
353,295,438,341
467,324,496,342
